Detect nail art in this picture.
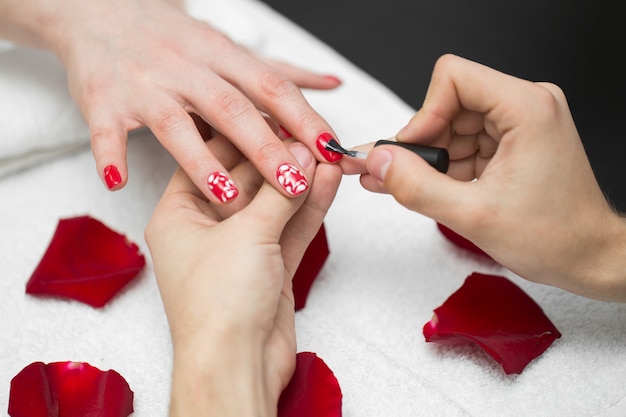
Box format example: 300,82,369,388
103,165,122,189
276,163,309,196
316,132,343,162
207,172,239,203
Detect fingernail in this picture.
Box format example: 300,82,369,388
279,125,293,139
323,75,342,85
315,132,343,162
289,142,314,168
104,165,122,189
276,163,309,196
207,172,239,203
370,148,392,182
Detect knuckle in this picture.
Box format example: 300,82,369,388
258,70,298,101
213,90,251,123
433,53,458,74
204,27,238,50
90,126,117,145
151,107,186,137
250,138,281,164
288,110,320,135
529,83,566,122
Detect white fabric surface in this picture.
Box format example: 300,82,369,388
1,0,625,415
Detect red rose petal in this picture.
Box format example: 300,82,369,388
278,352,342,417
7,362,57,416
26,216,145,308
423,272,561,374
8,361,134,417
437,222,493,260
292,224,329,311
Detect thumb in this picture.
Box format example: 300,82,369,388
366,145,472,224
240,143,315,238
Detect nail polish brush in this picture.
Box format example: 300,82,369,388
324,138,368,159
325,139,449,173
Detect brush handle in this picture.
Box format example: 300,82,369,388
374,140,449,173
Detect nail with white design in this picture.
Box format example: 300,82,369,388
276,163,309,196
207,171,239,203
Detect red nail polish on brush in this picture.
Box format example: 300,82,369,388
104,165,122,189
316,132,343,162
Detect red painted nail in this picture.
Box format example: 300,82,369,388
103,165,122,190
316,132,343,162
279,125,293,139
207,172,239,203
276,163,309,196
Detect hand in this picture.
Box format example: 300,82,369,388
145,136,342,416
362,54,626,302
0,0,343,202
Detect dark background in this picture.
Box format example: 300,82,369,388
262,0,626,211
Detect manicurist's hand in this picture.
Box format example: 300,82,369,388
145,136,342,416
362,54,626,302
0,0,343,202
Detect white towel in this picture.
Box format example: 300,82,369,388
1,1,625,416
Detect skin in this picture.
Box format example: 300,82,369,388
0,0,342,202
348,54,626,302
145,136,342,416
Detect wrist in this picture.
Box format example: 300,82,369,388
0,0,64,49
574,212,626,302
169,331,275,417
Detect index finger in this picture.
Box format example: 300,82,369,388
396,54,536,144
212,50,344,164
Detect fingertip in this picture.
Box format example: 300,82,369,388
102,164,126,191
272,142,314,198
321,75,342,88
207,171,240,204
359,174,387,194
90,123,129,191
315,132,343,163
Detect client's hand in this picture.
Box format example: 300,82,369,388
0,0,342,201
145,136,342,416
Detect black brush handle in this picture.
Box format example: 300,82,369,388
374,140,449,173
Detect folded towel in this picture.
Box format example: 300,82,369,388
1,0,625,416
0,48,89,177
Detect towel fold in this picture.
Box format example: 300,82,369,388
0,48,89,177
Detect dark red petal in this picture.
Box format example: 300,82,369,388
26,216,145,308
8,361,134,417
7,362,58,417
278,352,342,417
292,224,329,311
436,222,493,260
423,272,561,374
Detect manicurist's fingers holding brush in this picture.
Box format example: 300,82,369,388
353,54,626,302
